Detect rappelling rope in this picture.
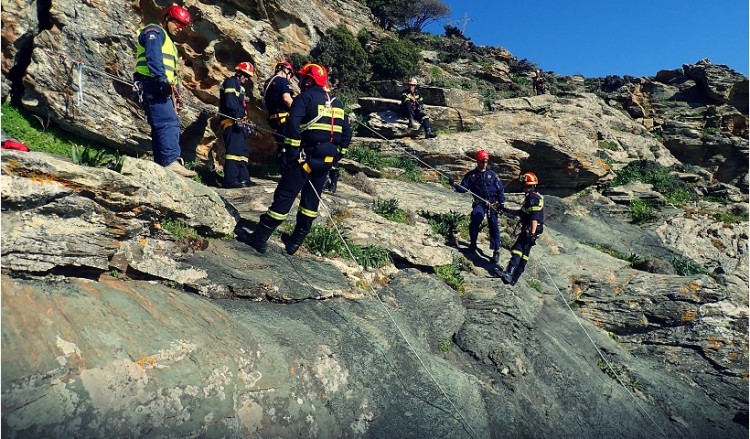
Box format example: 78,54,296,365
307,180,481,439
539,261,670,438
63,55,283,138
346,120,668,437
351,119,511,221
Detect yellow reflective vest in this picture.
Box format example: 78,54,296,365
135,24,179,84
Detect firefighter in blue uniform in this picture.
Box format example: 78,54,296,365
497,172,545,286
134,4,196,177
451,150,506,263
263,61,295,172
220,62,255,188
240,63,353,255
400,77,437,139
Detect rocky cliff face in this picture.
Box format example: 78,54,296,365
2,0,748,438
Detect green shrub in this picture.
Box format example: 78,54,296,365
597,140,619,151
370,38,420,80
435,255,465,294
347,145,387,169
304,224,344,257
714,211,745,224
670,255,709,277
373,198,412,224
438,338,451,353
418,210,468,244
161,218,200,239
71,144,125,172
526,279,542,292
629,199,659,224
387,156,424,182
350,245,392,270
611,160,698,205
303,224,391,270
314,25,370,93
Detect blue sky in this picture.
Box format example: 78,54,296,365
424,0,749,78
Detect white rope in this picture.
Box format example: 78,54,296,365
539,262,670,438
76,63,84,106
307,180,481,439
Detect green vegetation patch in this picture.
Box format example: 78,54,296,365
434,254,467,294
418,210,468,244
373,198,413,224
303,224,391,270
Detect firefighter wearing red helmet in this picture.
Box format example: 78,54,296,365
219,62,256,188
450,150,506,263
263,61,296,172
133,4,195,177
238,63,353,256
497,172,545,286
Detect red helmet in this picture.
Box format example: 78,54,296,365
520,172,539,186
236,62,255,77
297,63,328,87
475,150,489,162
165,4,191,26
276,61,293,73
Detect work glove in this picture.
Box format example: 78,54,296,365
159,81,173,96
448,178,456,188
528,234,537,245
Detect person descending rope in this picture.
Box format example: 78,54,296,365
533,69,547,95
133,4,196,177
496,172,545,285
400,77,437,139
263,61,296,173
450,150,506,263
238,63,352,255
219,62,256,188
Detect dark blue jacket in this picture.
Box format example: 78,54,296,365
263,75,294,115
284,85,352,149
219,76,247,119
456,168,506,205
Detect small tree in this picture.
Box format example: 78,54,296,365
314,25,370,93
403,0,450,32
370,38,420,80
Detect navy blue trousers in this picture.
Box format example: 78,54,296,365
141,81,181,167
469,203,500,251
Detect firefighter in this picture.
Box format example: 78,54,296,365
400,77,437,139
533,69,547,95
450,150,506,263
133,4,196,177
322,80,341,194
220,62,255,188
497,172,545,286
263,61,296,173
239,63,352,255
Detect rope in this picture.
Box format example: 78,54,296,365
352,119,513,221
539,262,670,438
308,180,481,439
76,63,84,106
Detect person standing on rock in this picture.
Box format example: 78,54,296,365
219,62,256,188
133,4,196,178
238,63,352,255
450,150,506,263
497,172,544,286
263,61,296,173
400,77,437,139
533,69,547,95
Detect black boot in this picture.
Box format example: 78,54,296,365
498,263,516,284
327,169,340,194
280,225,310,255
425,129,437,139
491,250,500,264
238,217,276,254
